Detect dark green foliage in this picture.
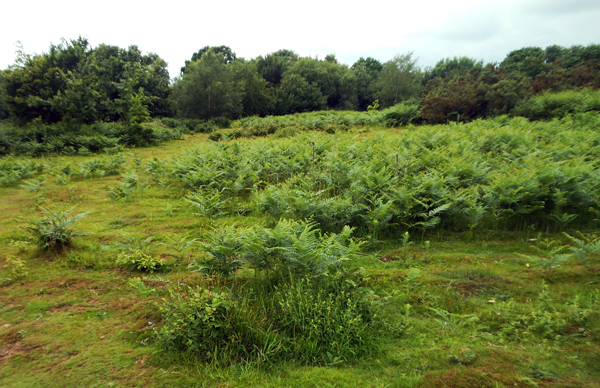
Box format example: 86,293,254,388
422,56,483,85
231,60,273,117
420,65,531,123
501,46,549,78
276,73,328,114
180,45,237,74
0,121,181,156
255,49,299,86
351,57,383,111
170,50,241,120
156,271,380,365
3,38,170,126
532,59,600,93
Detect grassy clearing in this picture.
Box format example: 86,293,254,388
1,123,599,387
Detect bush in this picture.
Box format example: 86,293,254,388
116,250,165,272
383,103,422,126
25,207,88,250
155,272,381,365
511,88,600,120
155,286,276,363
0,121,181,156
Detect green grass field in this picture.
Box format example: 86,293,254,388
1,119,599,387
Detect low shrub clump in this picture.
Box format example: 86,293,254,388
511,88,600,120
155,219,384,365
25,207,88,250
155,272,380,365
0,120,182,156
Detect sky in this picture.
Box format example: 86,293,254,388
1,0,599,78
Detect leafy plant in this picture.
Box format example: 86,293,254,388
562,232,600,265
155,286,262,362
127,277,157,297
273,275,378,363
25,207,88,250
429,307,479,333
116,250,165,273
447,348,477,365
193,226,243,278
20,175,46,192
1,255,30,284
186,188,228,219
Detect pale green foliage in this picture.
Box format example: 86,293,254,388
127,277,157,297
193,226,242,278
376,52,423,108
517,235,573,270
108,167,144,201
429,307,479,333
0,159,45,187
116,250,164,273
562,232,600,265
155,286,239,355
9,240,32,252
447,349,477,365
273,276,378,363
20,175,46,192
489,283,599,340
172,114,600,238
365,196,395,241
186,188,227,218
161,236,197,262
25,207,88,250
3,255,29,280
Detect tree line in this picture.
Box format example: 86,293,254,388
1,39,599,126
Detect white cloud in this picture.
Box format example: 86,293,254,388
1,0,598,77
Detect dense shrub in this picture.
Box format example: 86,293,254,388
156,272,380,365
157,220,379,365
511,88,600,120
383,103,423,126
0,159,45,186
420,65,531,123
0,121,181,156
173,115,600,234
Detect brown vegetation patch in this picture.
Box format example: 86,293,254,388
420,366,523,388
452,278,498,296
0,341,36,366
48,305,87,314
379,254,398,263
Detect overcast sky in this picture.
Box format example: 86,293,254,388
1,0,599,78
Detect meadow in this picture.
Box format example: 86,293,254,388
0,113,599,387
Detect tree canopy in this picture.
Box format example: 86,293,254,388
2,41,600,127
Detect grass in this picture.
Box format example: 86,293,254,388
1,127,599,387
